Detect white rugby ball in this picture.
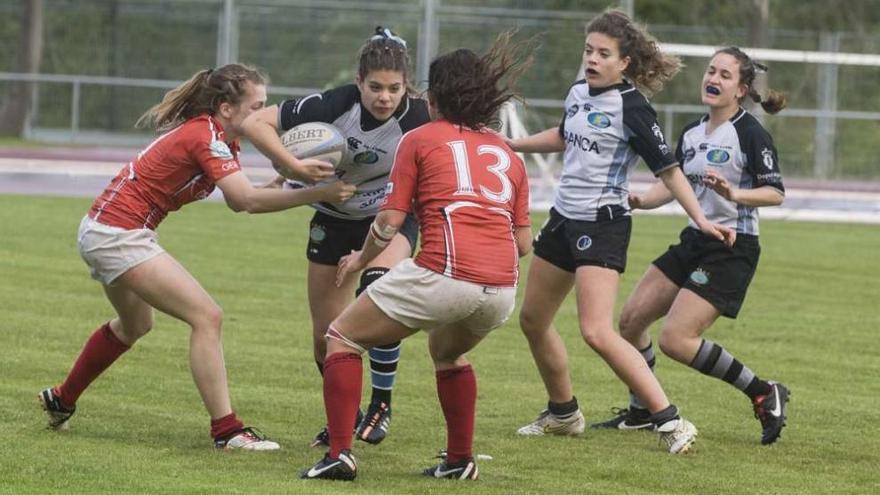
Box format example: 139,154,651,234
273,122,349,180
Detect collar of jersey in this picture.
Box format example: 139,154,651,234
588,81,632,97
358,97,409,132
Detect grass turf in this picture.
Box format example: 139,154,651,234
1,195,878,494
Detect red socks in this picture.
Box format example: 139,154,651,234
436,365,477,464
323,352,363,458
55,322,130,408
211,412,245,440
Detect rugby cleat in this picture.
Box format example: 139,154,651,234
300,449,357,481
656,418,698,454
753,381,790,445
214,427,280,450
38,388,75,431
590,407,653,430
423,457,479,480
516,409,585,436
356,401,391,445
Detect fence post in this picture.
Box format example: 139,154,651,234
815,32,840,179
417,0,439,91
71,80,80,142
217,0,239,66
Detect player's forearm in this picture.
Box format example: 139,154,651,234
659,167,711,227
636,180,674,209
239,187,324,213
730,186,784,207
509,127,565,153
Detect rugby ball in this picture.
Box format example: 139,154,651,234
273,122,349,180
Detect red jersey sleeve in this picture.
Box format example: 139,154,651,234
188,122,242,182
511,155,530,227
382,131,419,213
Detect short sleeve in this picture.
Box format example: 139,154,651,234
190,135,241,182
623,100,676,175
277,85,360,130
743,128,784,193
382,132,419,213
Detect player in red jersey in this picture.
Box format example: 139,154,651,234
38,63,354,450
300,33,535,481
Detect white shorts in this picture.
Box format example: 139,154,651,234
366,258,516,336
77,215,165,286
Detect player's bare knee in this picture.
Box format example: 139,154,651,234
189,304,224,335
579,323,613,352
617,308,642,342
519,309,547,337
657,327,685,361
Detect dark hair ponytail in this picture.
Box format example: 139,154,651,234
428,31,535,130
357,26,412,88
715,47,787,114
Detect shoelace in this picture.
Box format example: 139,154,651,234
236,426,268,441
363,404,387,429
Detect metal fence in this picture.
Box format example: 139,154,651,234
2,0,879,180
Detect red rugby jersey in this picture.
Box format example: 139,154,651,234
383,120,530,287
89,115,241,230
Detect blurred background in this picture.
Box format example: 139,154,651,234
1,0,878,218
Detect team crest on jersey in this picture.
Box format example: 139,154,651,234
761,147,775,170
209,140,234,160
576,235,592,251
707,149,730,164
689,268,710,285
353,150,380,164
567,104,579,118
586,112,612,129
684,147,696,162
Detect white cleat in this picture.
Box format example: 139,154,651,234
215,427,281,450
657,418,698,454
516,409,585,436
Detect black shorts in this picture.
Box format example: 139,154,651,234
306,210,419,265
653,227,760,318
532,207,632,273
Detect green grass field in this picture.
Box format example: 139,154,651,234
1,195,878,494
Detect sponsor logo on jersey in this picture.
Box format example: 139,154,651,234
586,111,612,129
706,149,730,164
761,147,775,170
684,147,696,162
353,150,380,164
567,104,579,118
576,235,592,251
347,137,387,156
209,140,234,160
689,268,709,285
309,225,327,243
651,123,670,154
563,130,600,154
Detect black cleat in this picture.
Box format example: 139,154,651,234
590,407,653,430
356,401,391,445
38,388,75,431
423,456,479,480
753,381,790,445
301,449,357,481
310,409,363,448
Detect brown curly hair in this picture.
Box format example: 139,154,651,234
586,10,681,96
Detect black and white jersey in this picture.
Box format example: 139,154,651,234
676,108,784,235
278,84,430,219
555,80,676,221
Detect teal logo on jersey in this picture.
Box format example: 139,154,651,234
689,268,709,285
353,150,379,164
586,112,611,129
707,149,730,164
